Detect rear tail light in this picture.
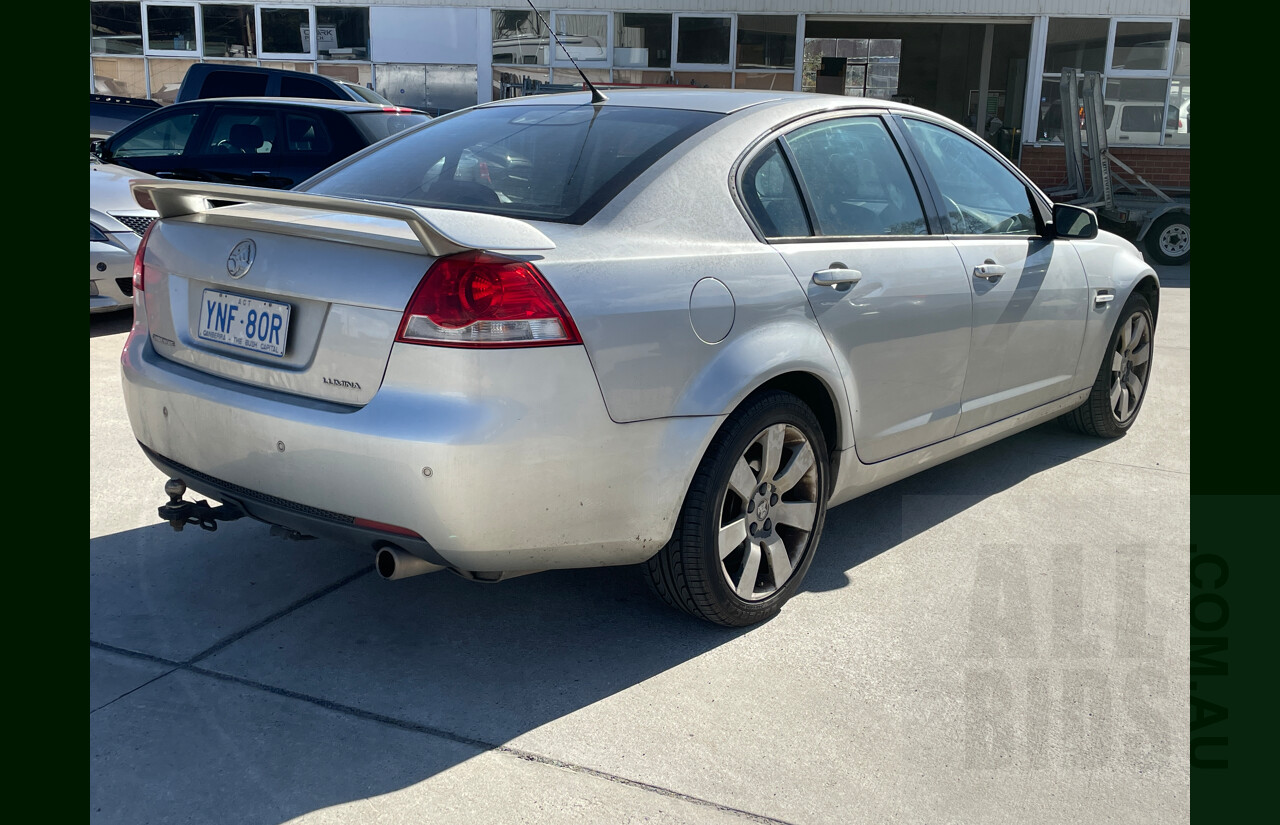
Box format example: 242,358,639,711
132,222,155,292
396,252,581,348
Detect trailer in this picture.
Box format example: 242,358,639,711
1048,69,1190,266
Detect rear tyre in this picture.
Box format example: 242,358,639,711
1059,293,1155,438
645,390,829,627
1145,213,1189,265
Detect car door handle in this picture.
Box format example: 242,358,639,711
812,268,863,287
973,261,1006,281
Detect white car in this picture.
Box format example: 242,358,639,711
91,163,158,313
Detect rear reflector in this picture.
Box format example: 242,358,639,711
354,517,423,538
396,252,581,348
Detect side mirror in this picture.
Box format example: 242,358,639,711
1052,203,1098,240
91,139,110,161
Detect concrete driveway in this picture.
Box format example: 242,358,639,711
90,263,1190,824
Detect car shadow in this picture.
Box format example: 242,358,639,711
803,420,1114,592
89,416,1116,823
91,311,132,338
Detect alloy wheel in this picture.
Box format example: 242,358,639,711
1110,310,1152,423
717,423,820,601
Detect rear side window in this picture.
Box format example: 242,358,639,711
200,70,268,98
741,142,810,238
346,112,431,143
280,76,343,100
783,117,928,237
303,104,722,223
283,113,332,153
195,109,279,155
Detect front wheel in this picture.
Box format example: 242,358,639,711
645,390,829,627
1145,213,1189,265
1059,293,1155,438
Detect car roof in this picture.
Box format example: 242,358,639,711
166,96,424,114
477,87,922,117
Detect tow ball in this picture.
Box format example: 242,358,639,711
158,478,245,532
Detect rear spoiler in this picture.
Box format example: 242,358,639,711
130,180,555,257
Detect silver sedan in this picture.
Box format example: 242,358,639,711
120,89,1157,625
91,163,157,313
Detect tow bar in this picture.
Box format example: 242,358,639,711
158,478,245,532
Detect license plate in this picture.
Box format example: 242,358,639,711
198,289,291,357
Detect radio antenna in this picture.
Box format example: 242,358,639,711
524,0,607,104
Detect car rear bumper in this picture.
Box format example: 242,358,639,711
120,322,721,573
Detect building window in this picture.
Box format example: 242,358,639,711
676,16,731,66
492,9,549,66
259,5,313,58
615,13,670,69
316,6,369,61
1111,21,1172,71
92,2,144,55
736,16,795,70
802,38,900,98
144,3,198,55
553,12,607,64
1036,17,1189,148
1042,18,1108,74
201,4,255,58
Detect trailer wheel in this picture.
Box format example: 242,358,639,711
1145,213,1189,266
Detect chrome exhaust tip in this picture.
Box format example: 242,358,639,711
375,545,446,580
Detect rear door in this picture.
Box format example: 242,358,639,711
897,116,1089,433
742,114,974,464
184,104,333,188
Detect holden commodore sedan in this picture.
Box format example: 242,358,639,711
121,89,1158,626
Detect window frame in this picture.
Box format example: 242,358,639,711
1105,17,1176,77
256,4,317,61
550,11,610,68
672,13,735,72
141,1,202,58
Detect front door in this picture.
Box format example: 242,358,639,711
898,116,1089,433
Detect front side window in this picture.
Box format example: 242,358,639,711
902,118,1035,236
111,110,200,157
303,104,721,224
782,117,927,237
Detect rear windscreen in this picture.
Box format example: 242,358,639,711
301,104,722,224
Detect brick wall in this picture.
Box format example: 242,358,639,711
1019,145,1190,195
